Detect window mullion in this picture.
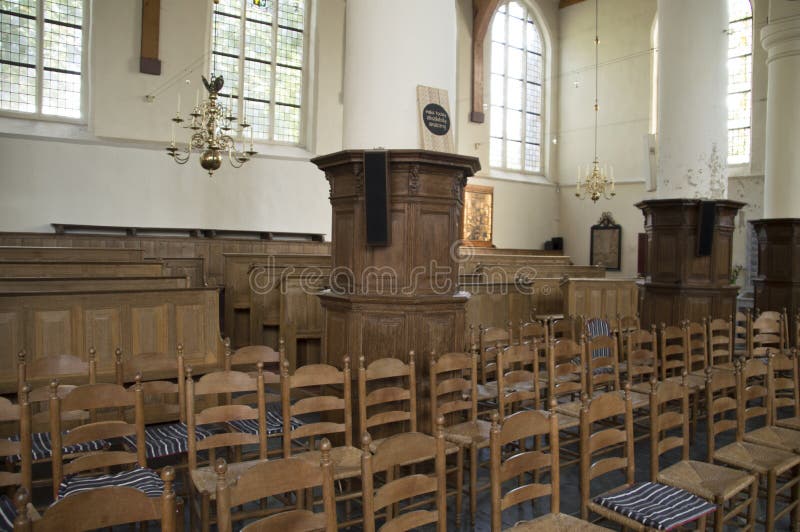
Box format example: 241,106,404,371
269,0,280,142
503,6,509,168
36,0,44,114
238,0,247,122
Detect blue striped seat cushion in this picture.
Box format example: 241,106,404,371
593,482,716,531
0,495,15,532
227,406,303,436
58,466,163,500
583,318,614,374
8,432,108,463
122,422,215,459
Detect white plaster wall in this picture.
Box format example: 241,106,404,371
0,0,344,236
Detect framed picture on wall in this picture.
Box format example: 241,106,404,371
462,185,494,247
590,212,621,271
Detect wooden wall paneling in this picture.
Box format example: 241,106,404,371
160,257,205,287
33,308,75,360
0,277,188,293
0,312,21,373
174,302,206,364
0,262,165,278
0,246,144,262
131,303,169,355
84,307,122,373
561,278,640,319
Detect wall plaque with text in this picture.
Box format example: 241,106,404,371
417,85,454,152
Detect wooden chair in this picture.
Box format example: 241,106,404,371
495,343,539,417
477,325,512,413
580,388,716,530
750,313,784,358
489,408,610,531
735,310,751,356
17,350,96,396
740,355,800,454
361,419,447,532
625,326,658,393
214,442,336,532
543,338,584,464
548,316,578,341
186,366,267,532
281,358,362,521
685,320,708,373
659,323,687,380
648,377,758,532
773,349,800,431
707,316,735,368
614,314,641,370
49,379,158,503
705,361,800,530
429,350,489,526
756,308,790,351
517,319,547,347
0,389,31,529
13,467,178,532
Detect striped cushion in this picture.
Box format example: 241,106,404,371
585,318,614,374
227,406,303,435
0,495,15,532
593,482,716,531
58,466,163,500
8,432,108,463
122,422,215,459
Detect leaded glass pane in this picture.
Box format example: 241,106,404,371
41,69,80,117
490,74,504,106
491,11,505,42
275,65,301,106
728,127,750,165
507,14,523,49
527,52,542,83
506,109,521,141
245,19,272,62
44,0,82,26
244,59,270,101
490,106,504,137
506,140,521,169
728,0,751,22
274,104,300,143
1,12,37,66
526,112,540,143
491,42,505,75
526,19,542,55
211,53,239,96
43,21,81,73
507,47,523,80
508,1,524,19
727,55,751,93
247,0,272,23
727,91,750,128
490,137,503,167
276,27,303,67
506,78,523,111
213,12,240,56
278,0,304,30
526,82,541,115
728,19,751,58
244,98,269,140
0,63,36,112
1,0,36,16
525,142,540,172
214,0,241,17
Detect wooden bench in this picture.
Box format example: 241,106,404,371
0,276,189,293
0,287,225,392
0,261,165,278
0,246,145,262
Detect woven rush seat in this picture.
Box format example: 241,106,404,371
293,445,362,481
122,422,216,459
9,432,107,462
713,441,800,475
190,458,266,498
776,415,800,431
58,466,163,500
368,436,460,459
591,481,716,531
665,373,706,390
743,425,800,454
505,512,611,531
442,419,491,447
657,459,755,501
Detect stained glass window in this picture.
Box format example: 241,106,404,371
727,0,752,165
211,0,306,145
489,1,544,173
0,0,84,118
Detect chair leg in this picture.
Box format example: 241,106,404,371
793,465,800,532
713,498,723,532
747,478,758,531
767,471,777,532
201,492,210,532
455,447,464,527
470,443,478,527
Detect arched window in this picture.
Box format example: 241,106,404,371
211,0,306,145
727,0,752,165
0,0,86,119
489,1,544,173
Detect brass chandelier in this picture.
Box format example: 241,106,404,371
575,0,615,202
166,74,256,177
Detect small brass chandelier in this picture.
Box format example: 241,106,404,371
576,0,615,202
166,74,256,177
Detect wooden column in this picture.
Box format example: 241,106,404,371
312,149,481,430
636,199,745,327
751,219,800,318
